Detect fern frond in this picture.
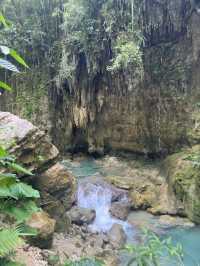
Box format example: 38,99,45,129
0,228,24,258
16,224,38,236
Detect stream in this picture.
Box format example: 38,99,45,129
62,155,200,266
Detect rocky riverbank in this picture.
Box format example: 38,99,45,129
0,112,199,265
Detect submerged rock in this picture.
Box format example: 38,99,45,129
110,202,130,220
68,207,96,225
26,211,56,249
107,224,126,249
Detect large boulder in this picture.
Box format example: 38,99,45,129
0,112,76,230
0,112,59,172
26,211,56,249
35,163,77,231
164,145,200,224
105,170,178,216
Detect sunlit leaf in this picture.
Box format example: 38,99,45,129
9,163,33,176
0,146,7,157
10,50,29,68
0,81,12,92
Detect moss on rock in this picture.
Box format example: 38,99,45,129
164,145,200,223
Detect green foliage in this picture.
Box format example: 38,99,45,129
0,259,24,266
0,12,28,92
184,153,200,168
0,146,40,262
125,230,184,266
0,228,24,258
0,11,39,265
107,36,143,73
2,200,40,223
63,258,104,266
60,0,143,82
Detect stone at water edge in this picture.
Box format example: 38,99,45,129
35,162,76,228
107,224,126,249
68,206,96,225
105,176,135,190
158,215,195,228
109,201,131,220
26,211,56,249
163,145,200,224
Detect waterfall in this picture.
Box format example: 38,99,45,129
77,181,133,236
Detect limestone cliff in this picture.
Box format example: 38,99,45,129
50,0,200,155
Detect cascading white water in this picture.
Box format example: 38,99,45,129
77,182,133,237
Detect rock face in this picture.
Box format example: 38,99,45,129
26,211,56,249
105,165,179,216
49,0,200,155
164,145,200,224
0,112,59,171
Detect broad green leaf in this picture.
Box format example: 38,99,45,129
10,183,40,199
10,50,29,68
4,200,40,223
9,163,33,176
0,186,18,199
0,173,17,186
0,59,20,72
0,81,12,92
0,46,10,55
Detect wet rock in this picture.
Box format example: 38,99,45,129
98,254,119,266
68,207,96,225
26,211,56,249
158,215,195,228
107,224,126,249
110,202,130,220
127,211,161,235
106,176,135,190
